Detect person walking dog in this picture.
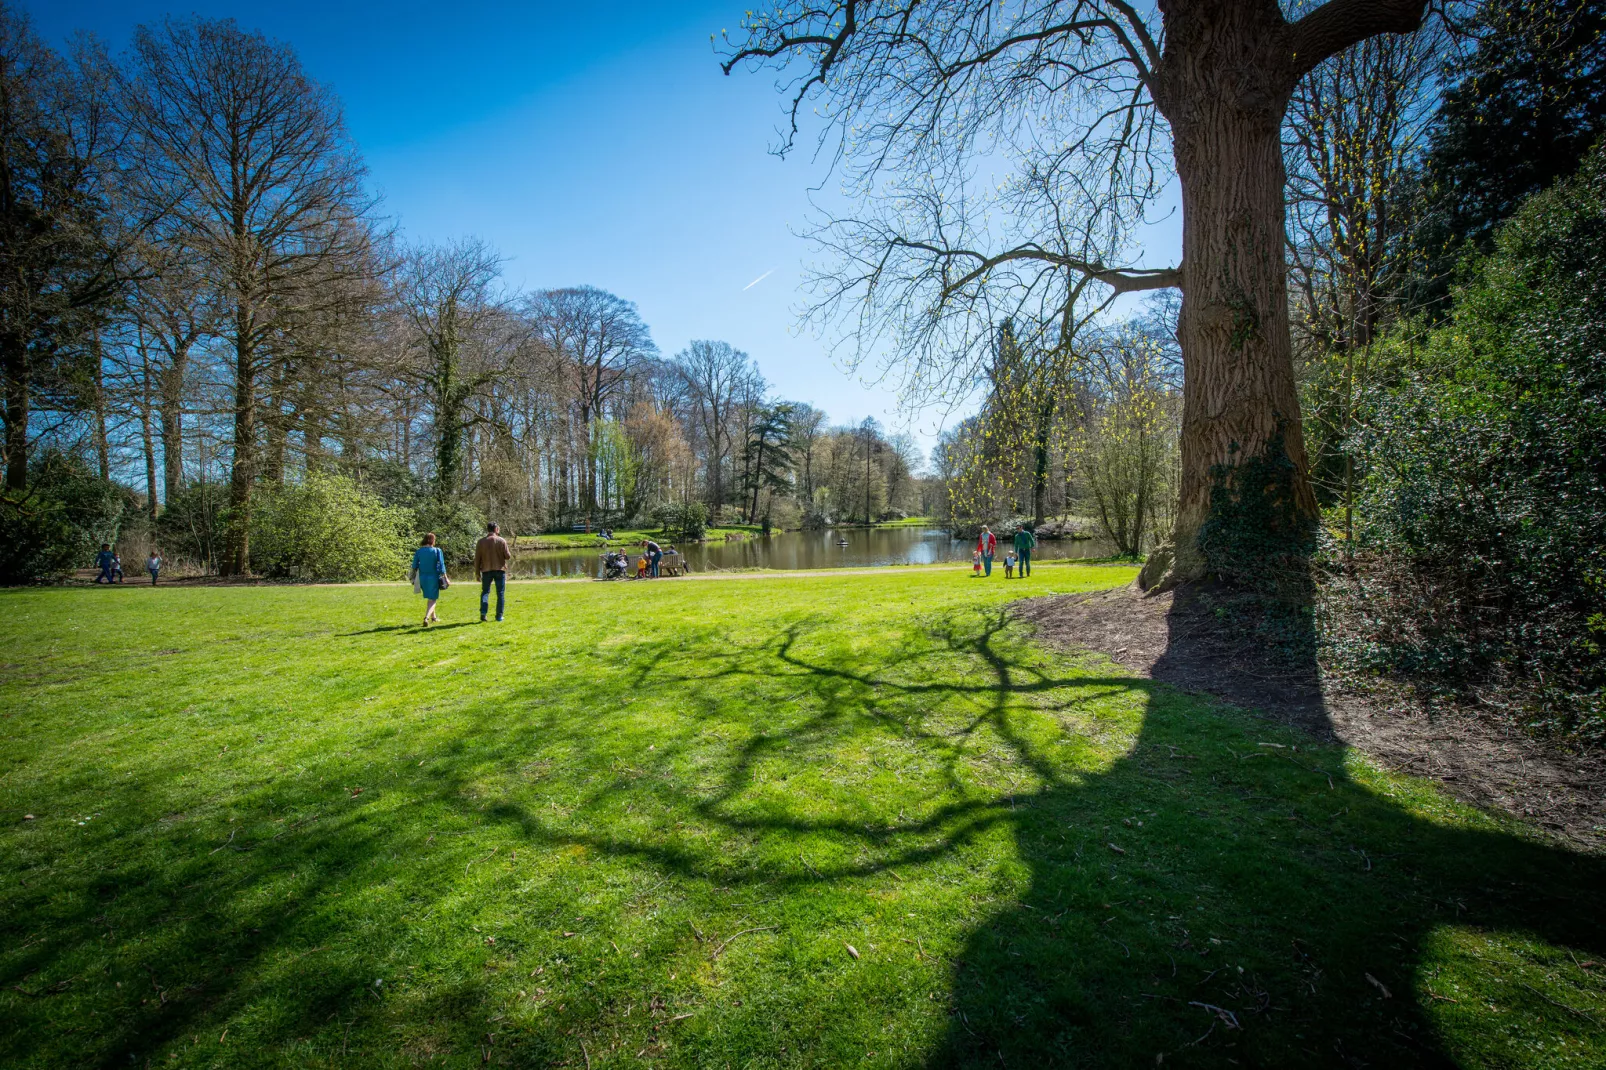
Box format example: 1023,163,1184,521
475,522,512,622
410,533,449,627
1012,523,1037,578
976,526,997,577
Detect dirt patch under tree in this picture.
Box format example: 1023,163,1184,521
1014,581,1606,853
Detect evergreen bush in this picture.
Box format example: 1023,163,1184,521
1337,142,1606,740
0,451,124,584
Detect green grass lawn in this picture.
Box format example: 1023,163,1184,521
2,566,1602,1068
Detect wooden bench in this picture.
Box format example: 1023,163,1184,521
629,551,686,577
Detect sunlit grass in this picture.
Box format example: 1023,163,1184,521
1,565,1601,1068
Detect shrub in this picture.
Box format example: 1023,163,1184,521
654,502,708,541
156,481,230,571
412,498,487,566
250,473,411,582
0,450,124,584
1335,141,1606,741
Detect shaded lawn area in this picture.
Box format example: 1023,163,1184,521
1,565,1602,1069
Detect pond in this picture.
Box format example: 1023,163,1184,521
454,526,1121,579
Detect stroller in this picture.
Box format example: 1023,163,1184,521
601,550,632,580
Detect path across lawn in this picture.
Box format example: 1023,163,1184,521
1,566,1601,1068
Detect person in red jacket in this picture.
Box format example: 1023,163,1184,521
976,525,997,577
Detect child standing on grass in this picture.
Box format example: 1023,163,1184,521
972,550,982,576
1004,551,1017,578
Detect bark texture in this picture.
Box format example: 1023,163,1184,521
159,352,186,503
223,324,256,576
1143,0,1426,587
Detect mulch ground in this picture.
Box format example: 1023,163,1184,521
1014,581,1606,853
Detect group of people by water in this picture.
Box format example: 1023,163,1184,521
971,524,1037,579
88,521,1040,623
407,524,672,627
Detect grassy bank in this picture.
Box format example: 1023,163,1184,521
2,567,1602,1068
821,516,936,529
513,526,763,551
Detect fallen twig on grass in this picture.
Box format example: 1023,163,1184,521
1189,1002,1240,1029
465,847,497,878
271,814,319,840
209,830,236,854
1520,981,1601,1026
711,926,777,961
799,855,825,878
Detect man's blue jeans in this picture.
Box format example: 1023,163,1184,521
650,551,662,577
480,570,506,620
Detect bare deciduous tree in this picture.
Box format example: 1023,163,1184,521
673,339,759,514
724,0,1433,585
527,285,656,516
394,238,509,500
122,16,379,574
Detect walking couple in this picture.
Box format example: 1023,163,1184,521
408,522,513,627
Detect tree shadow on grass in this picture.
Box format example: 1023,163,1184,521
451,605,1606,1066
920,594,1606,1068
3,591,1603,1068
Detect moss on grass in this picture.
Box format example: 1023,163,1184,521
0,566,1601,1068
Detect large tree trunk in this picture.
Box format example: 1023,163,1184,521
139,391,159,520
2,334,28,491
261,361,289,485
159,350,187,503
222,322,256,577
1145,0,1322,588
91,338,110,480
1031,394,1052,526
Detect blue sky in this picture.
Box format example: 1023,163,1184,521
30,1,1181,458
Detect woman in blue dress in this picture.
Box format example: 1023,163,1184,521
409,532,449,626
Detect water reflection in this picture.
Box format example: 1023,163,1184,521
453,526,1121,579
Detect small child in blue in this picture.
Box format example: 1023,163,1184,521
147,551,163,585
94,544,117,583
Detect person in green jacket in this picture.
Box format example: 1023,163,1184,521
1012,524,1037,577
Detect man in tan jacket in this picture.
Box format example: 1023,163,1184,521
475,522,513,622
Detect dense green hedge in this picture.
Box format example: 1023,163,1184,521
1335,142,1606,741
0,451,125,584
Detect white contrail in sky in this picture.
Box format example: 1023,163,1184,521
741,269,774,291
